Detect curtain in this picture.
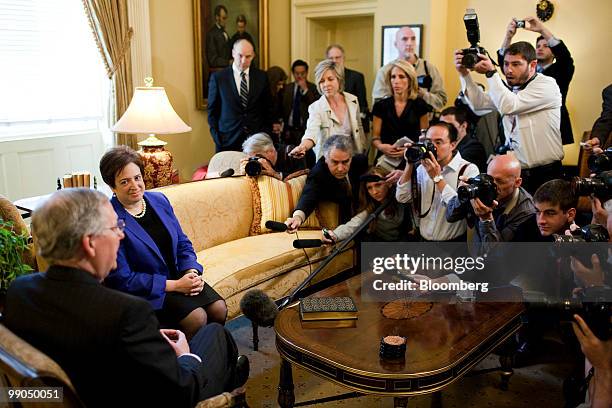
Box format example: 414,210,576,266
82,0,136,149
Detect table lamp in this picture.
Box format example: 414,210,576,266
111,77,191,188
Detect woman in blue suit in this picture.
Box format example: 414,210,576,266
99,146,227,339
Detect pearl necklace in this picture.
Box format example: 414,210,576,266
131,198,147,219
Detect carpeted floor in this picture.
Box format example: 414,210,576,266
227,317,575,408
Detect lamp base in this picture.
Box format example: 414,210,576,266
138,146,174,189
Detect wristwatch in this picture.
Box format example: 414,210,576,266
433,174,443,184
485,70,497,78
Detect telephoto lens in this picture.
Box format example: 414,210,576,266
245,157,263,177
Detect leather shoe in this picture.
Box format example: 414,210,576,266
235,355,250,388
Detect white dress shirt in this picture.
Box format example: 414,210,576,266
460,72,563,169
396,152,479,241
232,63,250,95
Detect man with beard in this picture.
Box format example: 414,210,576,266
455,42,563,194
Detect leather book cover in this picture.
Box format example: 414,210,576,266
299,296,358,321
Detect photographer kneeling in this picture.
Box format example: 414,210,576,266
446,154,536,252
241,132,305,180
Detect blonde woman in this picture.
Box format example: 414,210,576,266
371,59,431,183
289,59,365,161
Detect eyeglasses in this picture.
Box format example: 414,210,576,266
105,219,126,235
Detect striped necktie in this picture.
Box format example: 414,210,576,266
240,71,248,108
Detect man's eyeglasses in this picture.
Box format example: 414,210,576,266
105,219,126,235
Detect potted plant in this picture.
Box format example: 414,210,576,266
0,218,33,295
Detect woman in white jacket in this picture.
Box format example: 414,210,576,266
289,59,366,161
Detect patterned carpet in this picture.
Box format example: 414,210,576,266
227,317,575,408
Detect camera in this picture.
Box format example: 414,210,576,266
534,287,612,341
571,170,612,202
417,74,433,90
461,9,488,69
457,173,498,207
552,224,610,244
587,147,612,174
244,156,263,177
404,141,437,163
515,19,526,28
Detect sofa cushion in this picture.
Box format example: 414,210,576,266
198,229,350,301
248,174,322,234
154,178,253,252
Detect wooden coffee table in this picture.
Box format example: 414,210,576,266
274,274,524,407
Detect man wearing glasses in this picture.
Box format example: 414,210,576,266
3,188,247,408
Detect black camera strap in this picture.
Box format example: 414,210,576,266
416,163,470,219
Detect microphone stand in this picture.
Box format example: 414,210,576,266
278,198,393,309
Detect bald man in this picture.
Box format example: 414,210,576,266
446,154,536,251
208,39,273,152
372,26,447,111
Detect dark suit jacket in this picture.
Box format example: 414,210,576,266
344,67,370,132
457,136,488,173
294,156,363,223
208,66,273,151
542,41,574,145
592,84,612,147
206,25,230,68
4,266,204,408
106,191,202,310
280,81,318,130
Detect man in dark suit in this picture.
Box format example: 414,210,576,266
499,16,574,145
285,134,367,232
280,59,318,146
440,106,488,172
208,39,273,152
587,84,612,152
206,4,231,69
326,44,370,133
3,188,247,408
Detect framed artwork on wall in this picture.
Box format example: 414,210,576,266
380,24,423,67
193,0,269,110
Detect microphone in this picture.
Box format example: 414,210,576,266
219,168,235,178
265,220,288,232
239,289,279,327
293,239,323,249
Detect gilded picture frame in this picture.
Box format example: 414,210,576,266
193,0,269,110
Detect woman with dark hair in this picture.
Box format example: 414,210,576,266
371,59,431,184
267,66,288,138
99,146,226,339
321,166,409,243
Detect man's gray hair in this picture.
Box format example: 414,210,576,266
242,132,275,155
32,188,109,264
322,134,353,158
325,44,345,57
314,59,345,95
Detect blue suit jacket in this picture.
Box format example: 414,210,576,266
207,65,273,151
107,191,203,310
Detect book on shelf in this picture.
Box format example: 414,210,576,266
299,296,358,321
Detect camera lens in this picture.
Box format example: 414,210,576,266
245,158,262,177
461,52,479,69
457,184,478,203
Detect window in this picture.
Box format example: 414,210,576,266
0,0,108,139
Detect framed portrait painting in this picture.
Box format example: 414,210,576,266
193,0,269,110
380,24,423,66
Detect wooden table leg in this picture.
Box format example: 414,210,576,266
394,396,409,407
278,359,295,408
251,321,259,351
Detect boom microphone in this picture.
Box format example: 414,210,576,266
265,220,288,232
293,239,323,249
219,168,235,178
239,289,279,327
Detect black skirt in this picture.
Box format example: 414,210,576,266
155,283,223,327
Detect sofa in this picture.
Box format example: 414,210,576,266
152,174,355,322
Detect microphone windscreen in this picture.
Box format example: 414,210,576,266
360,174,384,183
293,239,323,249
220,168,235,178
265,220,288,232
239,289,278,327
